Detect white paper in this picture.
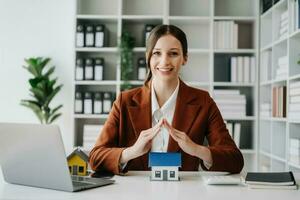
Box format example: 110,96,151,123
94,65,103,80
85,66,93,80
95,32,104,47
76,33,84,47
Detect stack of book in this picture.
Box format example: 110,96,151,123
275,56,288,80
279,10,288,40
245,171,297,189
260,102,271,117
289,138,300,165
214,89,246,118
83,124,103,151
224,121,241,148
230,56,256,83
290,0,300,32
272,86,286,118
214,21,238,49
289,81,300,119
260,51,272,82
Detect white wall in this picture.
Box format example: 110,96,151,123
0,0,76,154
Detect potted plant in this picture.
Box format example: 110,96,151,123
20,57,63,124
119,31,135,90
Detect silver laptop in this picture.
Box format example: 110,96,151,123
0,123,114,192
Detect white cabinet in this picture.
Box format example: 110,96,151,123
73,0,259,171
259,0,300,172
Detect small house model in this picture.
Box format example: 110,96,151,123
148,152,181,181
67,147,89,176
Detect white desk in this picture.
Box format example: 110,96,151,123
0,171,299,200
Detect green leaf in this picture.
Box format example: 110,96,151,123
21,57,63,124
49,113,62,124
29,77,44,88
44,66,55,78
20,100,44,123
44,84,63,107
38,58,51,74
30,87,46,102
50,104,63,115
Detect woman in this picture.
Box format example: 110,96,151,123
89,25,244,174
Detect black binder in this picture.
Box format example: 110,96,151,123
245,171,296,186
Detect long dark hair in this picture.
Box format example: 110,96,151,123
144,24,188,84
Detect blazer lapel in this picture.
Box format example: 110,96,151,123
127,85,152,139
127,84,151,169
168,80,202,152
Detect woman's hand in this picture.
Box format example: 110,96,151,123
163,119,213,165
163,119,199,157
120,119,163,164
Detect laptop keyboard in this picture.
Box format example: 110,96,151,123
71,176,107,187
72,181,96,187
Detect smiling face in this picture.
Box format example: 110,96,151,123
149,34,187,83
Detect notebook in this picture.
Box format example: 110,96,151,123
0,123,114,192
245,171,297,189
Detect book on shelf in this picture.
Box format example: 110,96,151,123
214,21,238,49
230,56,255,83
214,89,247,118
260,51,271,82
289,138,300,165
272,86,286,117
260,102,271,117
245,171,298,190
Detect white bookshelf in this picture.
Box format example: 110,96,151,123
73,0,259,171
259,0,300,172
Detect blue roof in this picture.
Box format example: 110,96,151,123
148,152,181,167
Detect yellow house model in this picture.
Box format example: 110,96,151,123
67,147,89,176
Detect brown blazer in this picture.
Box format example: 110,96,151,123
89,80,244,174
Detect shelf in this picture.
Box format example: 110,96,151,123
186,81,210,86
288,162,300,169
133,47,146,52
188,49,210,53
272,36,287,47
271,78,288,84
289,73,300,81
122,80,144,85
260,6,272,19
75,81,118,85
122,15,163,20
289,29,300,39
271,154,286,163
271,117,287,122
260,116,272,121
260,43,272,52
260,80,273,86
214,49,256,54
74,114,109,119
75,47,118,52
213,82,255,87
241,149,256,154
168,16,210,21
288,119,300,124
214,16,256,21
223,116,255,121
260,150,272,158
76,15,118,21
272,0,287,10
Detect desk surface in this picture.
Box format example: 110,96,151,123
0,171,299,200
